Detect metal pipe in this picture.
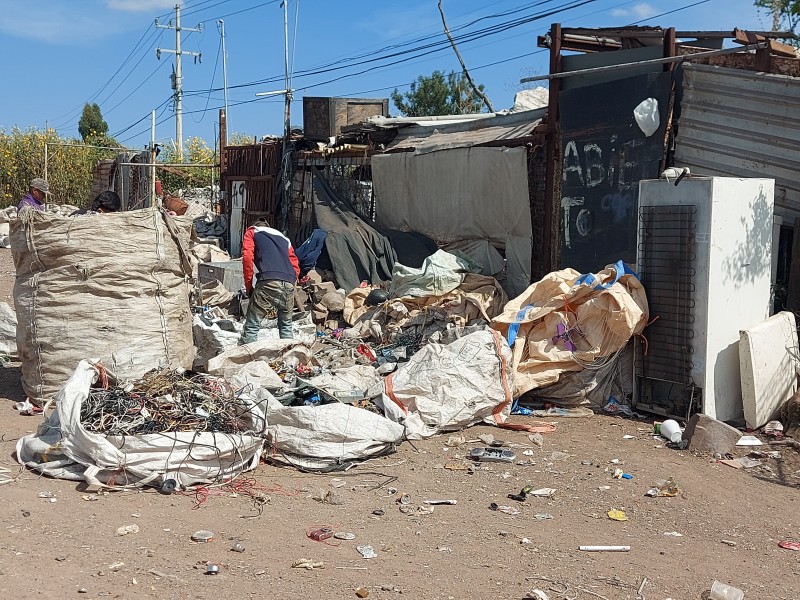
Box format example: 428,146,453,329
520,41,767,83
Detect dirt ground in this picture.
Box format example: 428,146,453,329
1,249,800,600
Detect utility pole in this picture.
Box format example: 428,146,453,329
155,4,202,161
219,19,229,143
282,0,292,143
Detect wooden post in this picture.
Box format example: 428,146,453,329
543,23,562,273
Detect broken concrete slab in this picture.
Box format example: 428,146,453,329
684,413,742,456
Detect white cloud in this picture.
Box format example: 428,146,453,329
0,4,111,44
106,0,176,11
611,3,659,20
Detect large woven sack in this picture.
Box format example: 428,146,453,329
11,208,195,401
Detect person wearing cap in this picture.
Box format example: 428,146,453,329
239,218,300,344
17,178,50,212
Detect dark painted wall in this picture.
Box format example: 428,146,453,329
559,71,673,273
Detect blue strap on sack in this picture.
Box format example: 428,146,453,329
507,304,534,347
573,259,640,290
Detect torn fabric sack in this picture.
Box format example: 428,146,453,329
379,330,515,439
0,302,17,355
491,261,648,397
16,361,264,488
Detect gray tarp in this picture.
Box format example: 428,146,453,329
372,147,532,297
312,173,396,291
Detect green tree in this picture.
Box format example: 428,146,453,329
78,103,109,142
391,70,487,117
755,0,800,44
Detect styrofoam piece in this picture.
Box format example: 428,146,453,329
739,311,798,429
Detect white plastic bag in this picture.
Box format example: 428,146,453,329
633,97,660,137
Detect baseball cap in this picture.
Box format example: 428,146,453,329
30,178,51,194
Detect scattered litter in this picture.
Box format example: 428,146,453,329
396,494,411,505
190,530,213,543
477,433,495,446
399,505,434,516
81,494,99,502
764,420,784,438
444,462,469,471
613,469,633,479
622,434,636,440
709,580,744,600
549,451,569,461
423,499,457,505
231,542,245,553
372,509,385,516
736,457,762,469
206,564,219,575
645,477,680,497
603,397,639,417
659,419,683,443
523,450,534,456
292,558,324,570
470,447,516,463
598,486,611,491
520,538,532,545
529,488,557,498
719,459,743,470
330,478,345,488
116,525,140,536
607,509,628,522
357,545,377,559
663,531,684,537
489,503,520,515
108,562,124,571
767,451,782,459
14,399,40,415
334,532,356,540
37,491,55,499
356,587,370,598
534,513,554,520
436,546,452,552
526,591,550,600
778,541,800,551
508,485,535,502
736,436,763,447
527,433,544,448
721,540,737,547
446,434,466,447
307,527,334,542
578,545,630,552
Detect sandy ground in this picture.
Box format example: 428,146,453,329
1,249,800,600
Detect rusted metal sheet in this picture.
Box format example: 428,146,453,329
559,72,672,272
221,141,281,253
675,63,800,220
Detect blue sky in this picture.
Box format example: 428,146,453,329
0,0,775,150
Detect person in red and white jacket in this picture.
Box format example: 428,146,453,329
239,219,300,343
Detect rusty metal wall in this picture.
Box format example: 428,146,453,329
559,71,672,272
675,63,800,220
221,142,280,254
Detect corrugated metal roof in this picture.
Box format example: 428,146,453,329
675,63,800,218
386,108,546,155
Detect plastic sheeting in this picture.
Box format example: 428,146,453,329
15,361,264,488
492,262,648,397
11,209,195,401
379,330,515,439
372,147,532,298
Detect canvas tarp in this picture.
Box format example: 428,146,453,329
11,209,195,401
312,172,396,292
16,361,264,488
372,147,532,297
491,261,648,397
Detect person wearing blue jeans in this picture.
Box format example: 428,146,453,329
239,219,300,344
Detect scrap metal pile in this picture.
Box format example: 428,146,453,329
80,368,253,435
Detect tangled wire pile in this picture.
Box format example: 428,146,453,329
80,368,251,435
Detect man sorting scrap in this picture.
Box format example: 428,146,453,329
239,219,300,344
